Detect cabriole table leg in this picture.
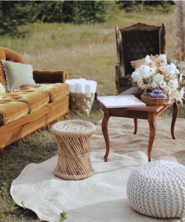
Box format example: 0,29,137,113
133,118,138,134
147,113,156,162
102,108,110,162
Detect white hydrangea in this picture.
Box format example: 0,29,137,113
153,73,164,83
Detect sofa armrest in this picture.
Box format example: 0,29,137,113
33,70,68,84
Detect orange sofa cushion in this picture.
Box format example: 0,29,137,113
39,84,70,102
3,89,50,113
0,100,28,125
20,84,70,102
0,83,69,125
0,95,69,134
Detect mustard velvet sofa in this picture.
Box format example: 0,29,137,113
0,47,70,152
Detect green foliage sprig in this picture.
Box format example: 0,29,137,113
59,211,67,222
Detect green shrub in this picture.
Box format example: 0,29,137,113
0,1,36,36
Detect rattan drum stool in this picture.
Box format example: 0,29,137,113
51,120,96,180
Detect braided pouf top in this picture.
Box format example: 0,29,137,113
127,160,185,219
51,119,96,137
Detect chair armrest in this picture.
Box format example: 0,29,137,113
33,70,68,84
115,63,120,84
115,62,120,94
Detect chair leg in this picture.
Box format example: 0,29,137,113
133,118,138,134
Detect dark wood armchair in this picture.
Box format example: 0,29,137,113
115,23,166,94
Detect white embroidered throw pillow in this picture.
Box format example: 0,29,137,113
1,60,36,92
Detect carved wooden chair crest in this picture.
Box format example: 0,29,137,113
115,22,166,94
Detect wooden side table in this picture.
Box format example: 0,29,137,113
98,88,179,162
51,120,96,180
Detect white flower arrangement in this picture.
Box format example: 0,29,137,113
131,54,185,102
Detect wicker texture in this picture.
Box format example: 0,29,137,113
70,92,95,116
127,160,185,218
51,120,96,180
141,88,173,106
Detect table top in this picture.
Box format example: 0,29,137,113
97,95,146,108
99,87,174,113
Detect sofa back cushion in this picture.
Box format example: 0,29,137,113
1,60,36,92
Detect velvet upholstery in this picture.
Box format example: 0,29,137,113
0,100,28,125
33,70,68,84
115,23,166,93
0,47,70,152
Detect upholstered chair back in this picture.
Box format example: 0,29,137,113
0,47,24,92
115,23,166,93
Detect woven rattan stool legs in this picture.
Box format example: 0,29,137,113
51,120,96,180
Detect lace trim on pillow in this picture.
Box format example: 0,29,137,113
1,60,10,92
0,60,20,92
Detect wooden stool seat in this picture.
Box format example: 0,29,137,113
51,120,96,180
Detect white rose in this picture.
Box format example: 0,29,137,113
139,65,150,75
161,65,170,73
158,54,167,63
173,79,179,89
169,63,176,70
145,55,152,66
137,78,143,86
141,72,150,79
168,69,176,76
153,73,164,83
175,69,180,74
159,81,167,89
131,71,140,81
151,81,158,88
168,79,178,89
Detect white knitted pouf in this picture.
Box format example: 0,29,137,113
127,160,185,218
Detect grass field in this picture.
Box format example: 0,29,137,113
0,5,184,222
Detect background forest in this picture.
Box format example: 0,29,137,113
0,1,174,36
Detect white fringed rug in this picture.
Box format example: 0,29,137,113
11,117,185,222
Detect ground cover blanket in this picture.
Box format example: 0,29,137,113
11,117,185,222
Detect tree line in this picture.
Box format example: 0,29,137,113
0,0,174,36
